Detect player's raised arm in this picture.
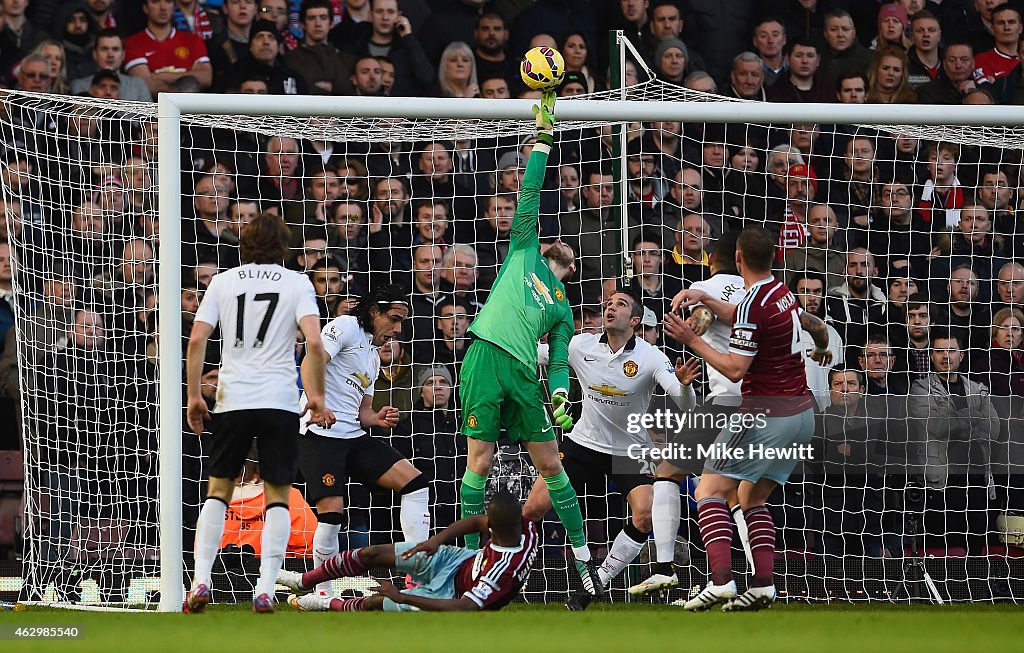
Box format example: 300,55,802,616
509,90,556,252
654,355,699,412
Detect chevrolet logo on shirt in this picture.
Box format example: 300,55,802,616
589,384,629,397
352,372,372,389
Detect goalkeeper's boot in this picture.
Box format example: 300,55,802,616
565,589,594,612
678,580,737,611
182,583,211,614
721,585,776,612
252,593,275,614
289,592,333,612
574,559,605,597
628,572,680,597
277,568,311,596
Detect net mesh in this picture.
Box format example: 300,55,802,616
4,75,1024,607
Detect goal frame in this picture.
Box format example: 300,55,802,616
155,92,1024,612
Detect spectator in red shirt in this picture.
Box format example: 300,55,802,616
974,2,1021,102
125,0,212,94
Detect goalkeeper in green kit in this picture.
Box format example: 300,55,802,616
458,90,602,596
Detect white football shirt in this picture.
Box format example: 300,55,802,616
194,263,319,413
689,272,746,400
799,321,844,410
568,333,695,456
302,315,379,439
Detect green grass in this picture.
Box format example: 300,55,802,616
2,603,1023,652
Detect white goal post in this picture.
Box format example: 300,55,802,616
151,94,1024,612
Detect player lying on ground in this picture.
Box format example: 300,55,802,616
664,227,831,612
297,284,431,596
456,90,603,594
525,284,699,610
630,232,754,599
185,213,335,614
278,490,538,611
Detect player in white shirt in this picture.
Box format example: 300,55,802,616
297,283,431,597
524,284,700,610
789,271,844,410
631,231,753,598
185,213,334,614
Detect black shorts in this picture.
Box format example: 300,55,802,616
209,409,299,485
299,432,404,502
560,438,653,498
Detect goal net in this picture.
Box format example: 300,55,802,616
4,69,1024,609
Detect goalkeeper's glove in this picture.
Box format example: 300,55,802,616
532,90,556,144
551,392,573,431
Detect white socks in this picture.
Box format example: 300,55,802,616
598,529,646,586
192,498,227,589
312,522,341,595
652,480,681,565
571,545,592,562
400,487,430,543
732,504,754,569
255,505,290,598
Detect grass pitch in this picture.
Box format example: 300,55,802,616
2,602,1022,652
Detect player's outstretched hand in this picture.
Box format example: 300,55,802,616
809,348,833,367
186,398,211,435
302,395,337,429
402,537,442,560
376,405,401,428
663,312,698,345
670,288,709,314
369,578,403,603
674,357,702,386
533,90,556,137
551,392,573,431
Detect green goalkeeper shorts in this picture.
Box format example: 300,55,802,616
459,338,555,443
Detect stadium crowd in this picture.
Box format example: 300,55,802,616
1,0,1024,587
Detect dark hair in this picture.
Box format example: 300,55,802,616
308,256,342,273
485,489,523,537
905,292,930,314
94,28,123,45
475,11,505,28
614,282,646,319
836,69,868,88
301,223,330,244
355,283,409,333
631,229,662,251
736,227,775,273
930,326,962,349
991,2,1022,22
712,230,740,272
412,197,450,218
240,212,291,264
978,164,1008,183
753,15,786,36
787,36,820,57
828,366,863,386
299,0,333,21
788,269,826,293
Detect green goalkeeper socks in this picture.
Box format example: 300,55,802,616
460,469,488,549
544,470,587,549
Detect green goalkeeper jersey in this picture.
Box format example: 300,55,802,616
468,141,574,396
